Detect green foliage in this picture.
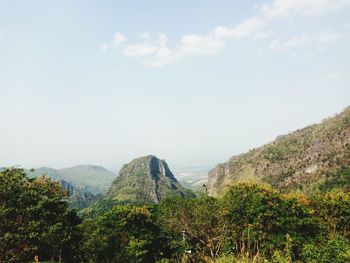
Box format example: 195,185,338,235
0,168,82,263
78,198,118,219
157,194,228,261
81,205,165,263
310,190,350,239
263,138,303,162
222,183,318,259
303,235,350,263
271,234,293,263
320,167,350,192
3,167,350,263
28,181,350,262
340,114,350,129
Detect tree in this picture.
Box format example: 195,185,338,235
303,234,350,263
320,167,350,192
0,168,82,263
82,205,163,263
157,195,229,261
221,183,318,259
311,190,350,238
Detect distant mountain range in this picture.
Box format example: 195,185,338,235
208,106,350,196
27,165,116,194
3,107,349,208
6,159,197,209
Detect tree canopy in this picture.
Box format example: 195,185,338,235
1,168,350,262
0,168,82,263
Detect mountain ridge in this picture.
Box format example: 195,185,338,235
27,164,116,194
208,106,350,196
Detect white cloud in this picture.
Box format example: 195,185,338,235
260,0,350,18
158,34,168,46
112,32,126,46
101,15,267,67
214,17,266,39
121,34,178,67
145,47,178,67
269,30,343,52
102,0,350,67
179,34,226,56
99,32,126,52
123,34,167,58
123,43,158,57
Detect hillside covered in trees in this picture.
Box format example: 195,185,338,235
208,106,350,196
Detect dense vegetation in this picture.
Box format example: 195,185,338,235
2,168,350,262
0,168,82,262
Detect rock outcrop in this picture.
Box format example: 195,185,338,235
107,155,193,203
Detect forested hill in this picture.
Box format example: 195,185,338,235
208,106,350,196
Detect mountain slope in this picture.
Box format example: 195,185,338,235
27,165,116,194
208,107,350,196
107,155,194,203
59,165,116,194
28,167,62,181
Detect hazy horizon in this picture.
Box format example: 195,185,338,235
1,0,350,170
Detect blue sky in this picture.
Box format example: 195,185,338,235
0,0,349,169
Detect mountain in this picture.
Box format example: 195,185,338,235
27,165,116,194
208,107,350,196
27,167,76,194
28,167,62,181
107,155,194,203
59,165,116,194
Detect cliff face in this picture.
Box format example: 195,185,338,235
208,107,350,196
107,155,193,203
59,180,75,195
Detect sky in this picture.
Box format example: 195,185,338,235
0,0,350,170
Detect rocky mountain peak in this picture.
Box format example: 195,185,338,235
107,155,193,203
